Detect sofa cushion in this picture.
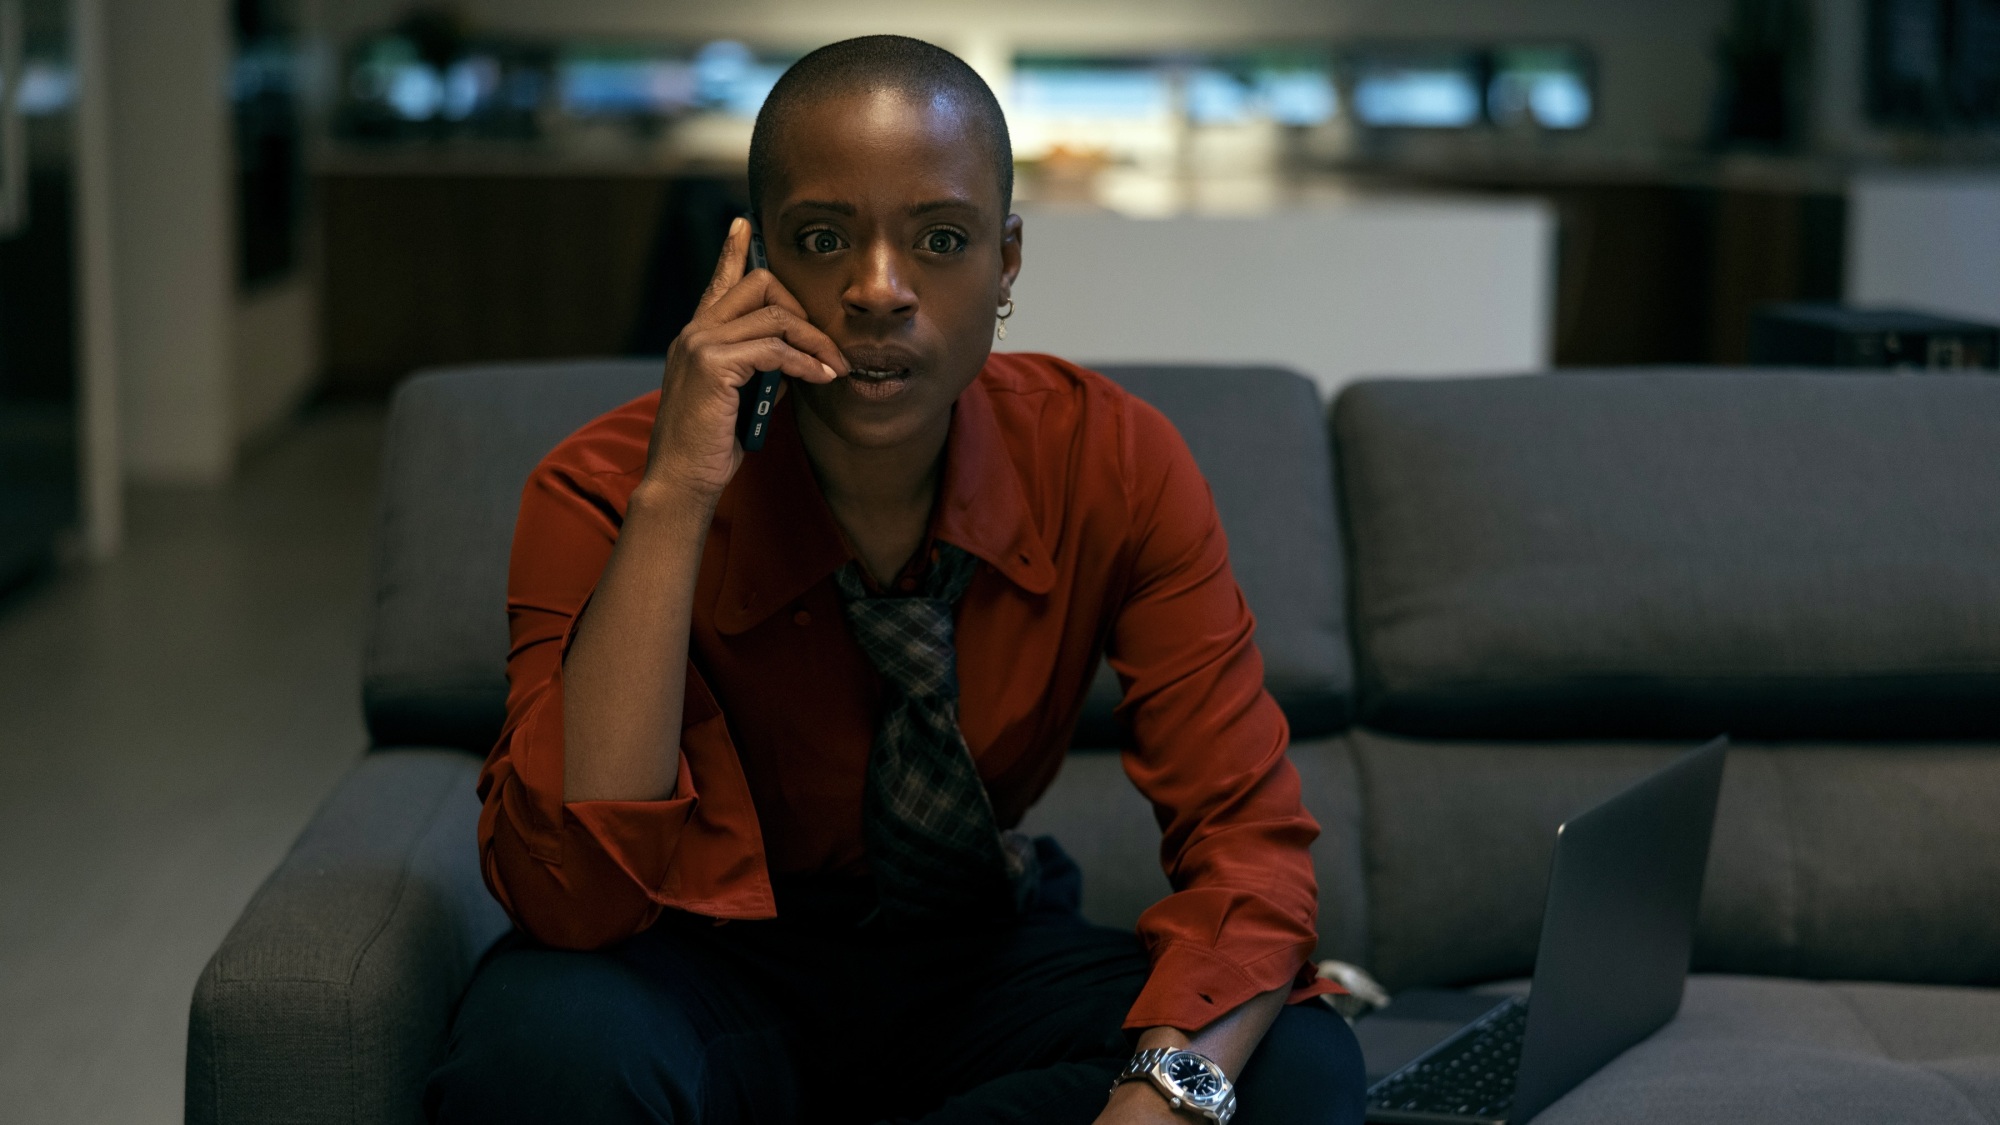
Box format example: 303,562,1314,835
1079,365,1353,743
1334,370,2000,739
187,749,510,1125
368,360,1351,752
1347,731,2000,992
1530,976,2000,1125
364,361,662,750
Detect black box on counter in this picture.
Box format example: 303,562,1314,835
1750,303,1998,370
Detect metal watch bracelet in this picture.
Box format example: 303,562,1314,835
1113,1046,1237,1125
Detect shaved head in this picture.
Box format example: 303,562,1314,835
747,35,1013,221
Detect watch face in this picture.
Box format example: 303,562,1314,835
1167,1053,1224,1101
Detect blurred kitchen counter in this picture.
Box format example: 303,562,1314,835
314,140,1851,395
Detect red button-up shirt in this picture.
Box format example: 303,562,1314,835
479,352,1334,1031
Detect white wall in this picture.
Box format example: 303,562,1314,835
105,0,236,484
100,0,325,487
316,0,1736,158
1003,200,1554,399
73,0,123,554
1846,173,2000,326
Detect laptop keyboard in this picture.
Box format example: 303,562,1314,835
1367,997,1527,1122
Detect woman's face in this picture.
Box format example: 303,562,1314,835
759,88,1022,452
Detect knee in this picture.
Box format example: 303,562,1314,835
1235,1002,1368,1125
425,948,696,1125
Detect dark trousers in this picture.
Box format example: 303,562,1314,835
426,862,1366,1125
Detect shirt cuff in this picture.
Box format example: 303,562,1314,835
563,756,699,901
1123,940,1322,1032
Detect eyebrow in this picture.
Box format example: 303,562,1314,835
907,198,979,216
783,199,857,218
779,197,982,221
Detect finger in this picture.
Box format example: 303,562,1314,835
697,304,848,377
700,259,791,323
694,217,749,317
708,338,843,385
756,274,850,375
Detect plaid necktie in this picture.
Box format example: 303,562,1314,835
834,543,1039,924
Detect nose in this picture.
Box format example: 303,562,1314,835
842,240,917,322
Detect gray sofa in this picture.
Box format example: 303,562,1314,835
187,360,2000,1125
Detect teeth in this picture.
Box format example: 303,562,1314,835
852,368,902,380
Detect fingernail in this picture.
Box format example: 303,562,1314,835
821,363,837,378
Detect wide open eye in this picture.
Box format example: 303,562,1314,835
801,228,845,255
921,228,967,254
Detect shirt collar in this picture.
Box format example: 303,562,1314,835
713,372,1057,636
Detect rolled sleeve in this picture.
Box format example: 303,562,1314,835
1108,399,1332,1031
476,455,774,951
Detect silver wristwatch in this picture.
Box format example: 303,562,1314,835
1114,1047,1237,1125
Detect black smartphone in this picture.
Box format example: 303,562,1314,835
735,217,785,452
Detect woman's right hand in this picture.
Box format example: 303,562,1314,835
642,216,848,504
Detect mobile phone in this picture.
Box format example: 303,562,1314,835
735,216,785,452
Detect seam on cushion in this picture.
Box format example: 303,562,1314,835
1363,662,2000,686
344,766,464,985
1920,1064,2000,1125
343,772,465,1125
345,979,358,1125
1335,738,1371,969
1833,980,2000,1125
1346,737,1388,975
1829,984,1892,1058
218,764,460,986
1769,750,1805,976
199,970,222,1125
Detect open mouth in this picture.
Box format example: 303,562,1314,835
844,364,913,402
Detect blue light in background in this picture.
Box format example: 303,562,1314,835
1186,68,1338,126
1258,71,1338,125
559,58,696,116
1013,68,1175,118
17,62,75,115
386,65,443,120
1528,72,1591,128
442,57,500,121
693,40,785,118
1353,68,1481,127
1487,49,1593,130
1186,69,1251,124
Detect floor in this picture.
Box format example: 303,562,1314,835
0,406,385,1125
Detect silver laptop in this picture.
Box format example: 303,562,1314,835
1360,737,1728,1124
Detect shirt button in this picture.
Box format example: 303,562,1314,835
793,609,811,626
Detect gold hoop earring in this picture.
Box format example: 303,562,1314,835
995,298,1015,341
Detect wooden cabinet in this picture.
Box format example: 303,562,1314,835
320,172,700,394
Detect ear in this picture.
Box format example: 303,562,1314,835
998,213,1024,303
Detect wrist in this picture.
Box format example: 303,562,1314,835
1114,1045,1236,1125
628,473,721,526
1106,1077,1187,1121
1135,1027,1192,1052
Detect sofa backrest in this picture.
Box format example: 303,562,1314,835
365,361,662,750
1331,369,2000,990
1088,365,1352,740
364,360,1352,752
1334,369,2000,739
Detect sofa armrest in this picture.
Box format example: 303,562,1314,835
186,749,509,1125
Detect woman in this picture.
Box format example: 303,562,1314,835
427,35,1366,1125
